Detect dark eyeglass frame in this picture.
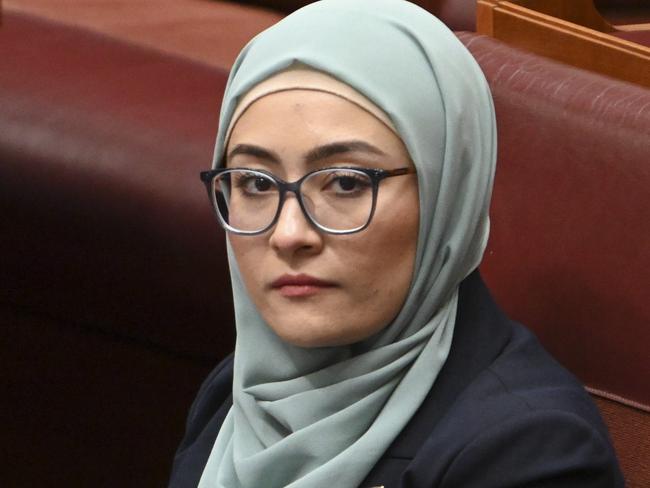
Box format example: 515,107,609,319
199,166,416,235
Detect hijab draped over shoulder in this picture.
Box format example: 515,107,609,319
199,0,496,486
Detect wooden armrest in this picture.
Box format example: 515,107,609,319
477,0,650,87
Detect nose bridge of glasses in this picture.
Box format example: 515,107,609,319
277,176,313,214
280,178,303,197
273,188,317,237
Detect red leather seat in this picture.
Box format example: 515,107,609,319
226,0,480,31
0,12,235,486
460,32,650,488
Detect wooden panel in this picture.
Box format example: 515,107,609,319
617,22,650,32
515,0,614,31
477,0,650,88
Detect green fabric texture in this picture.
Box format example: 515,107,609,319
199,0,496,486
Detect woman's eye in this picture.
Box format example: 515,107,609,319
324,172,372,195
335,176,359,191
253,177,272,192
234,174,274,194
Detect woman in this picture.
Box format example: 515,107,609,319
170,0,623,486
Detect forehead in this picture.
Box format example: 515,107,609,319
226,90,408,162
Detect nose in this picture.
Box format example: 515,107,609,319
268,195,323,256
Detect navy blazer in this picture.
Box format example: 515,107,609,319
169,272,623,487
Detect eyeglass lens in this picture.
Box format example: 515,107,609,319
213,169,375,233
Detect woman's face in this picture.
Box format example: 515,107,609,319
226,90,419,347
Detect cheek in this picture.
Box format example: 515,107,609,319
344,199,419,318
228,236,266,293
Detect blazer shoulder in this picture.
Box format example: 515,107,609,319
402,331,624,488
185,353,234,430
438,408,624,487
168,354,234,488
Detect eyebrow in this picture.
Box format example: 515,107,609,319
227,140,386,166
227,144,281,164
304,140,386,164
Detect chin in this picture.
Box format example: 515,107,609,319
268,316,382,348
273,326,345,348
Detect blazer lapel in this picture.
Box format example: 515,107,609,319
362,270,513,485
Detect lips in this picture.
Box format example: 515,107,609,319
271,274,336,298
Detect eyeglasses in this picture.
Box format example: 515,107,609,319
200,166,415,235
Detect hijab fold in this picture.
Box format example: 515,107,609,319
199,1,496,486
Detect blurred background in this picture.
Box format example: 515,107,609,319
1,1,649,486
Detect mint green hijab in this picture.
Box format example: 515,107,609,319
199,0,496,486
